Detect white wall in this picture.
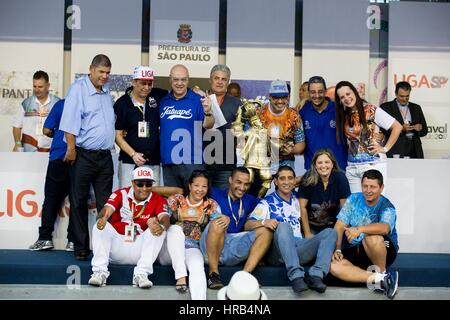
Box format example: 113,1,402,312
0,152,449,253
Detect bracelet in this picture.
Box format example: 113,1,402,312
159,224,166,231
261,219,265,226
204,112,213,117
335,249,342,254
15,141,22,145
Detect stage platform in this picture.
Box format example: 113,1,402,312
1,250,449,287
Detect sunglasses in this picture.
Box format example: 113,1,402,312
135,181,153,188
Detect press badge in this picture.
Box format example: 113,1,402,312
124,222,137,242
36,117,44,135
138,121,150,138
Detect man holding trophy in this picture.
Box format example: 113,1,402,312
231,80,305,197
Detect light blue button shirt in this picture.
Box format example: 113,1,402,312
60,75,115,150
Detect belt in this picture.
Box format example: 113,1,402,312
76,147,110,155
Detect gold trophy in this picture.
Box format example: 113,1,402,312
231,99,273,198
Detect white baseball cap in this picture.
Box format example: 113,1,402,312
132,166,155,182
133,66,154,80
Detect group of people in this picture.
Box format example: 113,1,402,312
12,53,429,300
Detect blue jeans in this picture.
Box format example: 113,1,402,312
200,223,256,265
268,223,337,281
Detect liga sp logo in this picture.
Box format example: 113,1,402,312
177,24,192,43
394,74,448,89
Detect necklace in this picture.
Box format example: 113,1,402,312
227,195,243,226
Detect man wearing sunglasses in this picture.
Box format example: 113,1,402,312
88,166,170,289
299,76,347,171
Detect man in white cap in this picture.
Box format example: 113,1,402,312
88,166,170,288
114,66,168,187
217,271,267,300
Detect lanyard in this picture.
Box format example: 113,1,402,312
130,94,146,121
131,201,148,219
227,195,243,226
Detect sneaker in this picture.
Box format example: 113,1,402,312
29,240,54,251
382,271,399,299
88,272,108,287
305,274,327,293
65,242,74,252
132,274,153,289
292,277,308,294
207,272,224,289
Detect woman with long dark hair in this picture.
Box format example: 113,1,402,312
158,170,226,300
335,81,402,192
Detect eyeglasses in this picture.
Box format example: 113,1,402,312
135,181,153,188
171,77,189,83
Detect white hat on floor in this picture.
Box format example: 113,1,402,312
217,271,268,300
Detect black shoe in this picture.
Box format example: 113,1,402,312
75,250,90,261
207,272,224,289
292,277,308,294
305,274,327,293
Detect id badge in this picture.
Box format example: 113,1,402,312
36,117,44,135
138,121,150,138
124,222,137,242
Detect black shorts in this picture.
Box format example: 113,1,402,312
342,236,398,270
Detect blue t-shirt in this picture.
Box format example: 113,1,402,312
337,193,398,250
43,99,66,161
298,170,351,230
210,187,260,233
159,89,205,165
300,99,347,171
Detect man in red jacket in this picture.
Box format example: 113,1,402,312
88,166,170,288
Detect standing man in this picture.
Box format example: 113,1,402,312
380,81,428,158
204,64,241,190
199,167,272,289
300,76,347,171
246,166,337,294
159,64,214,188
60,54,115,261
114,66,168,187
12,70,60,152
88,166,169,288
28,99,74,251
330,169,399,299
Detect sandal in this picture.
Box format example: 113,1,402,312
175,283,188,293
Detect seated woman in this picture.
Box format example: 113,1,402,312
158,170,226,300
298,149,351,237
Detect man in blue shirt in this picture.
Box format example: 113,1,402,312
300,76,347,171
159,64,215,188
28,99,74,252
60,54,115,261
199,167,272,289
330,169,399,299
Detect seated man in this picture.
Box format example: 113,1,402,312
246,166,337,294
330,169,399,299
88,166,169,288
199,167,272,289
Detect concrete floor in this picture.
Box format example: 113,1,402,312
0,284,449,300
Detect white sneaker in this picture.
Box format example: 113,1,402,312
88,272,108,287
132,274,153,289
65,242,74,252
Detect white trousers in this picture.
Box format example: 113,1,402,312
91,223,165,278
118,162,160,188
346,161,387,194
158,224,207,300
